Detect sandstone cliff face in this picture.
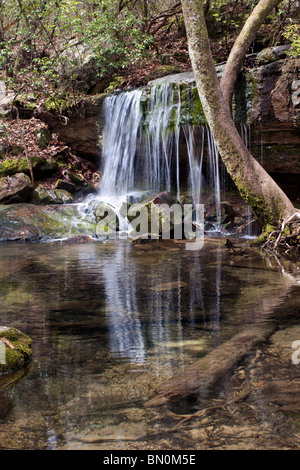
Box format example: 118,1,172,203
37,94,105,162
36,51,300,179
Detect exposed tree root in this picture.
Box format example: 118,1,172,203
261,212,300,254
145,323,276,408
166,350,261,430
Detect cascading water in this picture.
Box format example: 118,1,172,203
82,80,253,236
98,84,183,202
100,89,143,198
182,125,205,223
96,82,227,230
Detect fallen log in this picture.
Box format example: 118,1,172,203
145,322,276,407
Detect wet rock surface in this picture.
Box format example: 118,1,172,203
0,203,97,241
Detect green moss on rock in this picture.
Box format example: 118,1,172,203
0,156,58,178
35,128,52,149
0,327,32,375
0,159,19,176
103,77,126,94
34,184,74,204
146,65,183,83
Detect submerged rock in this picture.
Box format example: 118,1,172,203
0,327,32,375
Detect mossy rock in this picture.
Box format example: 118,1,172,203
34,184,74,204
94,202,119,233
256,46,289,65
0,159,19,176
146,65,183,83
0,144,7,159
0,203,97,241
18,156,58,176
103,77,126,94
0,156,58,178
0,327,32,375
66,170,85,185
11,145,24,156
35,128,52,149
54,189,74,203
54,179,76,193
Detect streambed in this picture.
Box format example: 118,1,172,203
0,237,299,450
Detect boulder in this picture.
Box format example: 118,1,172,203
0,327,32,376
54,179,76,193
0,203,97,241
66,170,85,185
35,128,52,149
0,173,32,203
256,45,290,65
94,201,120,235
34,184,74,204
0,81,14,118
124,192,184,239
0,156,58,178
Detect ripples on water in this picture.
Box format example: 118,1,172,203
0,238,299,449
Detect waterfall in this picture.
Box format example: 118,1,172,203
182,125,204,223
99,84,183,202
97,82,253,233
100,89,143,198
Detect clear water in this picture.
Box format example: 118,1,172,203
0,238,299,449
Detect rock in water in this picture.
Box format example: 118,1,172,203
0,327,32,375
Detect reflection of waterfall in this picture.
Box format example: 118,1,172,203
101,244,146,363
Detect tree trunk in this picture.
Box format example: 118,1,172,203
145,322,276,407
220,0,284,110
180,0,295,229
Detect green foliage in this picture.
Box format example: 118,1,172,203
0,0,153,95
283,25,300,58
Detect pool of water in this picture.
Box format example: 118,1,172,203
0,238,299,449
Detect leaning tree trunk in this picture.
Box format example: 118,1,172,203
180,0,295,229
220,0,284,110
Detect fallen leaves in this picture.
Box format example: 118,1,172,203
0,117,65,162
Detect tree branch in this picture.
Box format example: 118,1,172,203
220,0,284,111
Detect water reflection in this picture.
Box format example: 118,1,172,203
101,243,146,363
0,239,298,449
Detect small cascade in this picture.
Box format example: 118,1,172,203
100,89,143,198
99,84,183,202
143,84,182,200
90,82,253,235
